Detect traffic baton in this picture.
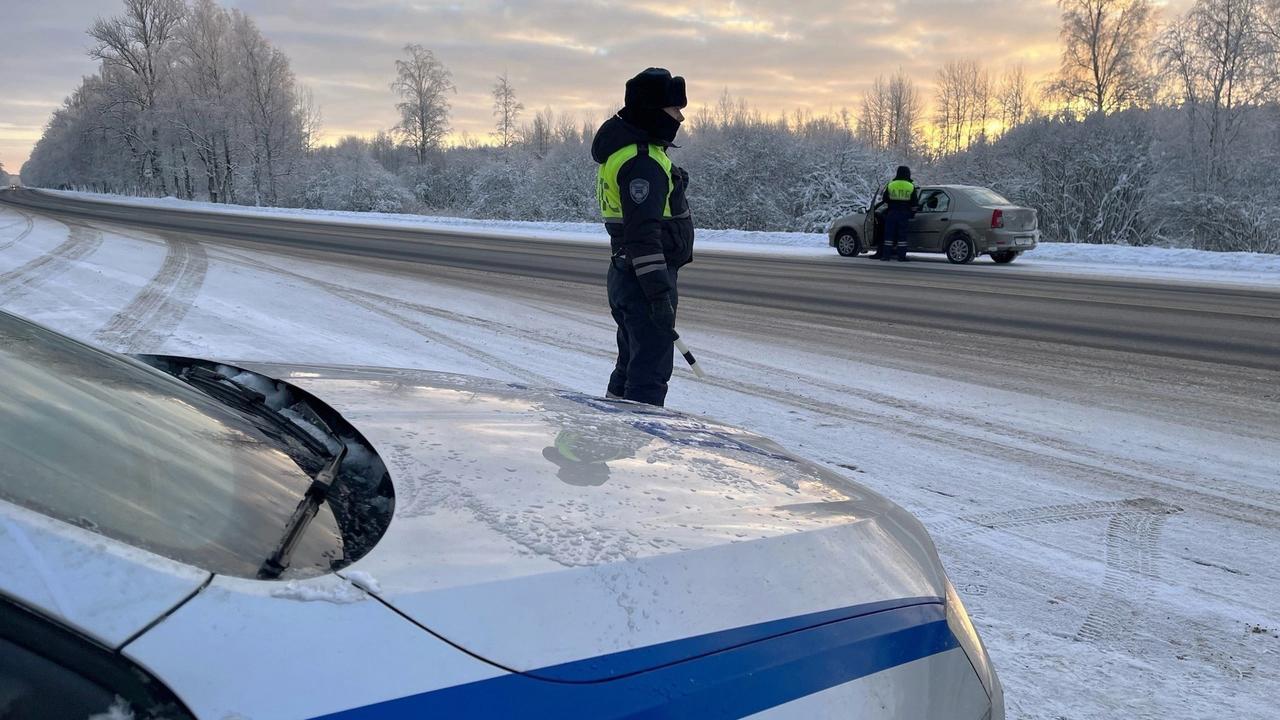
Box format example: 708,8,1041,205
672,332,706,379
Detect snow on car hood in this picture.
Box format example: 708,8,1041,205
243,363,948,679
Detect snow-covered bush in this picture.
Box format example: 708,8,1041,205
293,138,413,213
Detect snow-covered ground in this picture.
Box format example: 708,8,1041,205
48,189,1280,289
1,200,1278,719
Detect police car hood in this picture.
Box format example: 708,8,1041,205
243,363,949,680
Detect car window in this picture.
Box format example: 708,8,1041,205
0,600,194,720
918,190,950,213
0,636,117,719
966,187,1011,206
0,312,341,578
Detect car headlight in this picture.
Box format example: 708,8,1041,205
945,579,1004,719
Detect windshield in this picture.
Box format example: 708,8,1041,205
0,312,341,578
966,188,1012,206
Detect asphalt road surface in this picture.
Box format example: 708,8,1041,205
4,188,1278,372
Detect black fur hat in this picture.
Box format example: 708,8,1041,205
625,68,687,110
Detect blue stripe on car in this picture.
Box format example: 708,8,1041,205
314,598,958,719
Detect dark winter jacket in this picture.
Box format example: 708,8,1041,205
592,114,693,301
882,168,919,218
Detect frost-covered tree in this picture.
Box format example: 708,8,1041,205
1154,0,1280,250
1158,0,1279,192
234,12,305,205
390,44,455,165
88,0,186,193
26,0,310,204
1050,0,1156,114
171,0,235,202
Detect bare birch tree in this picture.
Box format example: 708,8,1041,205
935,60,992,154
391,44,455,165
1050,0,1156,114
491,72,523,150
856,70,922,157
997,64,1038,133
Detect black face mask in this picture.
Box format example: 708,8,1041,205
622,107,682,144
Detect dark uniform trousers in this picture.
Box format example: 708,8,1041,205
884,209,911,258
607,257,678,406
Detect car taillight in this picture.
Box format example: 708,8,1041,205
991,209,1004,229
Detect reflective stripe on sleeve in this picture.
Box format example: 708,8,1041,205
635,264,667,276
631,253,666,266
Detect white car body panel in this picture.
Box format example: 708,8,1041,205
242,364,949,674
745,649,991,719
0,498,209,648
124,573,504,720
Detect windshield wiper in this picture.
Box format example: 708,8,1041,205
258,444,348,580
181,366,333,461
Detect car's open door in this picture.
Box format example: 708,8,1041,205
864,185,885,252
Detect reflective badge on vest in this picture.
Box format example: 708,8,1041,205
629,178,650,204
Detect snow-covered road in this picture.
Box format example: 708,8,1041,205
1,202,1277,719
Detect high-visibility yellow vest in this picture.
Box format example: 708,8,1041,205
598,144,674,220
886,179,915,201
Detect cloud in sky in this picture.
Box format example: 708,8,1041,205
0,0,1190,171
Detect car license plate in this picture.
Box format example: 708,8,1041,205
1016,237,1034,246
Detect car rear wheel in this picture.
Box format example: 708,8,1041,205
990,250,1018,264
945,233,975,264
835,230,861,257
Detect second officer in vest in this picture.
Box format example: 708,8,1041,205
879,166,919,261
591,68,694,407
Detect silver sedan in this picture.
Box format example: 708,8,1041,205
829,185,1040,264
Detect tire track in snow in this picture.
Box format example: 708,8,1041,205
210,249,554,386
1076,510,1177,644
937,497,1183,537
0,224,103,306
94,236,208,352
0,208,35,252
935,498,1182,646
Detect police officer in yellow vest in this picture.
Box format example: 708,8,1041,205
877,165,919,262
591,68,694,406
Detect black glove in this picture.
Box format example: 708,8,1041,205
648,296,676,339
